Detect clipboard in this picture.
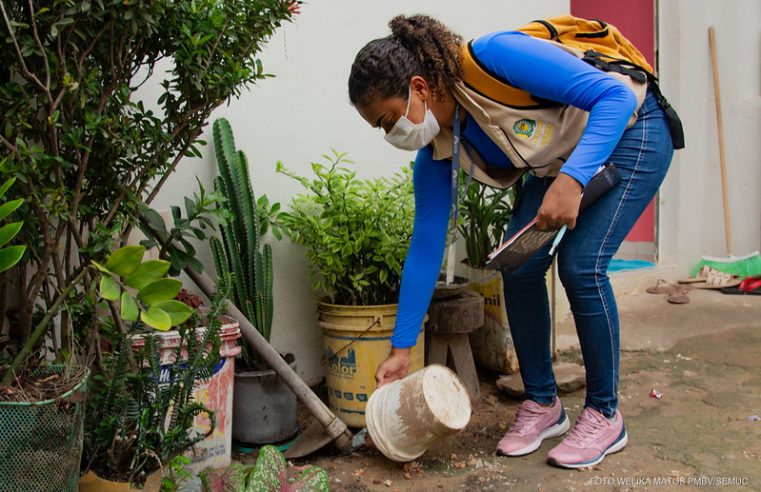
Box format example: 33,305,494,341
485,164,622,273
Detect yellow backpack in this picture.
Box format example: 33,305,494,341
461,15,684,148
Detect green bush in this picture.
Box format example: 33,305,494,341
277,151,414,306
457,177,515,268
82,258,232,487
0,0,297,381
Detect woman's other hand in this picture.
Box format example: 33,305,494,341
375,347,411,387
537,173,583,230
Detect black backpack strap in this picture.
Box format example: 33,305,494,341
646,75,686,149
532,19,559,40
582,50,649,83
583,50,685,150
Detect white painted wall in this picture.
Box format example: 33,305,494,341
153,1,569,382
657,0,761,271
153,1,761,383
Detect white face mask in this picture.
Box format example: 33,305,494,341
383,87,440,151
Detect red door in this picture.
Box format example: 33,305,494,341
570,0,656,245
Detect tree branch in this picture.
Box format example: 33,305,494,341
0,2,47,92
144,126,205,205
27,0,51,94
0,135,19,156
2,266,89,385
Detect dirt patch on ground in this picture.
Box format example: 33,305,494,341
237,325,761,491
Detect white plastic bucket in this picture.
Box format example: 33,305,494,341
365,364,472,462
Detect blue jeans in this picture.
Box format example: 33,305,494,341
502,90,674,417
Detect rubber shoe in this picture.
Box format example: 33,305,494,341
547,407,628,469
496,397,570,457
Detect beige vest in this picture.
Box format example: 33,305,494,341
430,41,647,189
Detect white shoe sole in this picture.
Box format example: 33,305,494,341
498,414,571,457
548,429,629,469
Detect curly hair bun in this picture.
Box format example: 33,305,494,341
388,15,462,96
349,14,462,106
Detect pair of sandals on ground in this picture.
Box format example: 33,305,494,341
647,266,761,304
496,397,627,469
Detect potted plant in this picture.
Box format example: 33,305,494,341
0,1,297,489
457,177,519,374
276,151,423,428
79,245,230,490
162,445,329,491
0,178,88,492
209,118,298,446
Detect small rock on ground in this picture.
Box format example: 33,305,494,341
496,361,585,397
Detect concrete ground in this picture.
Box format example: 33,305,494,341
246,268,761,491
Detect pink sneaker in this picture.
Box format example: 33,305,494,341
547,407,628,468
496,397,569,457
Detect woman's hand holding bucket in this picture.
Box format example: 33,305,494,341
375,347,411,386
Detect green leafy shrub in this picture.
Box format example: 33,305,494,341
457,177,515,268
277,151,414,306
0,0,297,384
139,182,231,276
82,273,232,487
91,245,196,331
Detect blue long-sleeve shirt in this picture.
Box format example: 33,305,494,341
390,31,638,348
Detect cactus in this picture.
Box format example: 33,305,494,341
211,118,274,342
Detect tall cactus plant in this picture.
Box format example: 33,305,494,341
210,118,274,342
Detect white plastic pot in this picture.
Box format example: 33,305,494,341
365,364,471,462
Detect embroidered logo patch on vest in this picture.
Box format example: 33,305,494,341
512,118,536,138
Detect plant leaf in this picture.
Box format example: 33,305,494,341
120,292,139,322
0,222,23,249
140,306,171,331
138,278,182,306
124,259,171,289
99,275,120,301
0,177,16,199
151,300,194,326
90,260,112,274
0,245,25,273
0,198,23,222
105,245,145,277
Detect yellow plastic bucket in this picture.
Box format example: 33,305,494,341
319,301,425,428
463,265,519,375
78,469,161,491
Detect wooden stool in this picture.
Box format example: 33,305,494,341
425,290,484,401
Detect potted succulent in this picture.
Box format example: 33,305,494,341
79,245,230,490
277,151,424,428
457,177,519,374
209,118,298,446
